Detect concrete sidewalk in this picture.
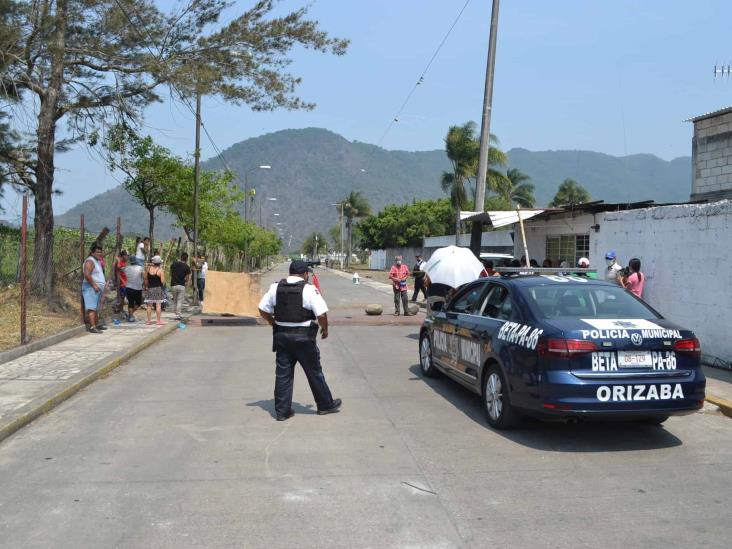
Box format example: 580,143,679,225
704,366,732,417
0,309,185,442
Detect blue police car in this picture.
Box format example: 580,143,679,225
419,274,706,429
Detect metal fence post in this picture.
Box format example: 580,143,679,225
20,195,28,345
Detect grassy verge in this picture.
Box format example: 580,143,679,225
0,285,81,352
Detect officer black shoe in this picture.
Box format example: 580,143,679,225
276,409,295,421
317,398,342,415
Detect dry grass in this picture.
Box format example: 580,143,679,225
0,284,81,352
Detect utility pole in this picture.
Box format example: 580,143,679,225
192,90,202,305
340,204,345,270
470,0,501,256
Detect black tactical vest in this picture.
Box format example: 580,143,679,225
274,279,316,323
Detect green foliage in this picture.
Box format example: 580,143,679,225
301,232,327,256
248,226,281,259
493,168,536,208
165,168,243,245
358,199,454,249
104,127,187,243
549,178,592,207
441,123,508,204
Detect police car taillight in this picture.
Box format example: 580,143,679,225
673,337,701,355
537,338,597,358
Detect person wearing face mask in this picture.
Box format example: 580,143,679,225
389,255,411,316
258,260,341,421
604,250,623,284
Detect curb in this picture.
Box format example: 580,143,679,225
0,324,86,366
706,394,732,418
0,322,178,444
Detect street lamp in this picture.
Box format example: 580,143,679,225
331,202,349,270
243,165,271,223
258,196,278,227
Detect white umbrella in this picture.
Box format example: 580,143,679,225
423,245,484,288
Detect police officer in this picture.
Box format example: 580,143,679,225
258,260,342,421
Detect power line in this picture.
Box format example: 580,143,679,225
372,0,473,152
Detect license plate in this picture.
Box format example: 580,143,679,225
617,350,653,368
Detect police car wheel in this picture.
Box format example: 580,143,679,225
482,365,520,429
419,335,438,377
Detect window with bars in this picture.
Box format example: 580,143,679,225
545,234,590,266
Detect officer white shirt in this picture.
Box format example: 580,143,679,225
258,276,329,327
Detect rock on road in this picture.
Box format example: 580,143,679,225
0,265,730,548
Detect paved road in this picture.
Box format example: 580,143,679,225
0,266,730,548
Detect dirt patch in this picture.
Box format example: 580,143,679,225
0,285,81,352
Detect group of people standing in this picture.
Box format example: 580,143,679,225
604,250,645,298
81,236,209,333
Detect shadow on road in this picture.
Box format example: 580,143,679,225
404,333,420,340
408,364,683,453
246,399,316,418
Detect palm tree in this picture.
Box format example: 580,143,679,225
342,191,371,267
441,122,508,242
498,168,536,208
549,178,591,207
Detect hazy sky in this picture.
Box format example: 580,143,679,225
3,0,732,220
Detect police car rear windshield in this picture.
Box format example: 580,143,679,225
523,284,660,320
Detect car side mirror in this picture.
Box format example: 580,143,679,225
431,300,444,312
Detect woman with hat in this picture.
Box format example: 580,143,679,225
144,255,167,326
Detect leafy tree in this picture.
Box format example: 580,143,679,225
358,199,454,249
441,122,507,239
549,178,591,207
342,192,371,267
495,168,536,208
248,226,281,268
2,0,348,296
165,168,244,246
301,231,327,257
104,128,185,250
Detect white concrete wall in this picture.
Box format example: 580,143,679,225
597,201,732,363
514,212,599,265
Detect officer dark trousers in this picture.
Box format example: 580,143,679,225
274,328,335,417
411,277,427,301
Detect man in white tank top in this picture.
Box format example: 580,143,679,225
82,244,107,333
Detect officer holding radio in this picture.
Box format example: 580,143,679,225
258,260,342,421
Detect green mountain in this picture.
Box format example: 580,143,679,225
56,128,691,248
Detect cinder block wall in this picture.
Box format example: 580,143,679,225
692,113,732,200
599,200,732,363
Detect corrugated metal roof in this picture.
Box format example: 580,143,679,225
685,106,732,123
